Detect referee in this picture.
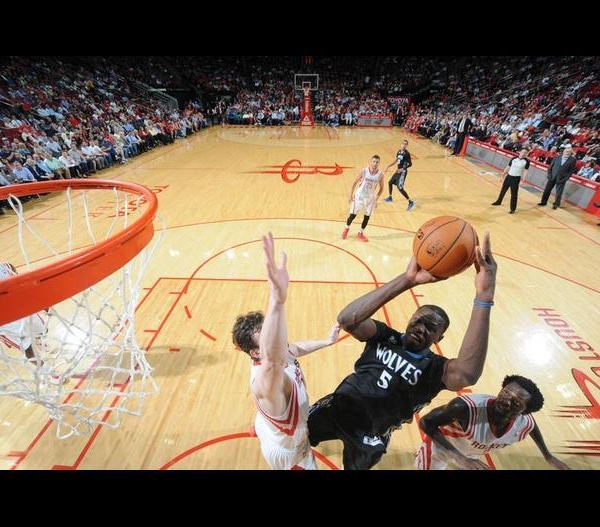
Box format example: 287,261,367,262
491,148,530,214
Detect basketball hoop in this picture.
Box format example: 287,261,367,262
0,179,162,438
294,73,319,92
302,81,312,98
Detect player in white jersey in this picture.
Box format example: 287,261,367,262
341,155,384,243
0,262,48,362
232,233,340,469
416,375,570,470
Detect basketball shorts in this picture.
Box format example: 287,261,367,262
254,416,317,470
390,169,407,189
349,195,377,216
308,393,390,470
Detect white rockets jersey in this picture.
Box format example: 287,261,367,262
0,262,15,280
354,166,383,201
251,353,316,470
416,394,535,469
0,262,47,351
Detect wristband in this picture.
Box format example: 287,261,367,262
473,299,494,308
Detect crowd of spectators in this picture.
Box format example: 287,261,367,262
403,56,600,181
3,56,600,217
0,57,208,214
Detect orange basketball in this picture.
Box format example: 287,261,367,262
413,216,478,278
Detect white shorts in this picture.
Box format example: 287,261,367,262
0,312,48,352
254,417,317,470
349,195,376,216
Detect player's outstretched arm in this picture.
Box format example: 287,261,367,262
442,232,497,391
290,323,340,358
337,255,442,342
420,398,490,470
529,419,571,470
254,232,290,416
384,160,396,172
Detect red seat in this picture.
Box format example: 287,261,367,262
530,148,544,160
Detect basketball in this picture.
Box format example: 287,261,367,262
413,216,478,278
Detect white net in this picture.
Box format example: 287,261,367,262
0,184,162,438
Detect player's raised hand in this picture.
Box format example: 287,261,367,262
326,323,341,345
473,232,497,302
262,232,289,304
405,255,446,286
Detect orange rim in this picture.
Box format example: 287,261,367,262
0,179,158,326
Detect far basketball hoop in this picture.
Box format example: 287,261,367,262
293,73,319,92
295,74,318,128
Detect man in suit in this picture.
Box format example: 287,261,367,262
538,146,576,209
452,113,473,156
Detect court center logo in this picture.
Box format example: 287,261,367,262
249,159,353,183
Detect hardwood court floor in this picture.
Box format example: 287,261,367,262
1,125,599,470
